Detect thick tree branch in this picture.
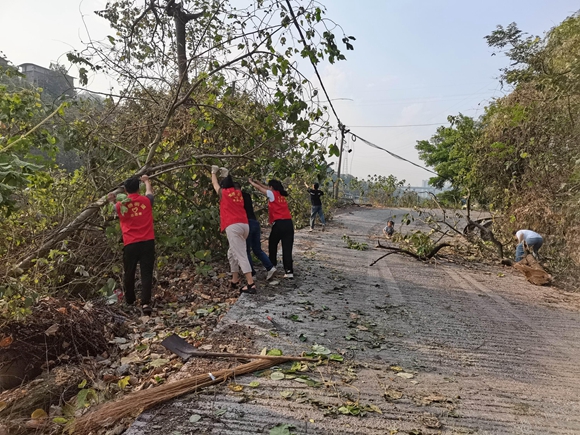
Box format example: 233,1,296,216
1,103,65,154
370,240,451,266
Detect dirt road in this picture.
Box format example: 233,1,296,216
127,207,580,435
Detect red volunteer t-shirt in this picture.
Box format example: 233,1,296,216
116,193,155,245
220,187,248,231
268,190,292,224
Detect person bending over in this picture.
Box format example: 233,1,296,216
514,229,543,262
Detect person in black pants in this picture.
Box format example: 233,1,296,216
107,175,156,315
234,182,277,280
122,240,155,307
306,182,326,231
248,178,295,278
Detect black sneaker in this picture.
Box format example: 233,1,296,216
240,282,257,294
120,301,136,314
142,304,152,316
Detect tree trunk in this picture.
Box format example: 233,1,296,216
174,12,188,83
13,195,111,273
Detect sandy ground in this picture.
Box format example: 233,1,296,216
125,207,580,435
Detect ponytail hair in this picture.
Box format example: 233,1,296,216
268,179,288,197
219,175,235,189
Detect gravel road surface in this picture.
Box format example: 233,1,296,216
126,207,580,435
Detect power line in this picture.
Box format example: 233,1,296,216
350,132,439,176
285,2,444,183
285,0,342,127
349,122,449,128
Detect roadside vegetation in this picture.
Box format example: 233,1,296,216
2,2,580,433
0,0,350,432
415,13,580,286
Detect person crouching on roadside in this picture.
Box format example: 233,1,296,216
248,178,295,279
514,229,543,262
383,220,395,238
211,166,256,294
107,175,155,315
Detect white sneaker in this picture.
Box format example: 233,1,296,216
266,267,277,280
308,228,313,232
284,272,294,279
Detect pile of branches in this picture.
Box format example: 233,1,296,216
0,297,124,391
369,194,509,267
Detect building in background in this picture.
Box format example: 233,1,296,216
19,63,75,98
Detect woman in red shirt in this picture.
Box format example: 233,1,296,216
248,178,294,278
211,166,255,293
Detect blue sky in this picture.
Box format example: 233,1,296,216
318,0,579,185
1,0,578,185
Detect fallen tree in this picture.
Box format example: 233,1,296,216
370,240,451,266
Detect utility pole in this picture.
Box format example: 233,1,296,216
334,123,349,199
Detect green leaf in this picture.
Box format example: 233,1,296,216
270,424,294,435
270,371,285,381
311,344,331,355
328,143,340,157
266,348,283,356
249,381,260,388
289,361,302,372
189,414,202,423
52,417,68,424
78,379,87,389
118,376,131,390
116,193,128,203
329,354,344,362
76,388,97,409
149,358,169,368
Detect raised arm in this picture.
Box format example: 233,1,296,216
211,165,221,194
141,175,153,196
248,178,269,195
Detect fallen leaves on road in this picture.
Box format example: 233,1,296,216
270,424,294,435
189,414,202,423
227,383,243,392
383,389,403,401
396,372,414,379
418,393,447,406
420,413,441,428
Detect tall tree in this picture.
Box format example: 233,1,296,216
415,114,480,193
12,0,354,273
